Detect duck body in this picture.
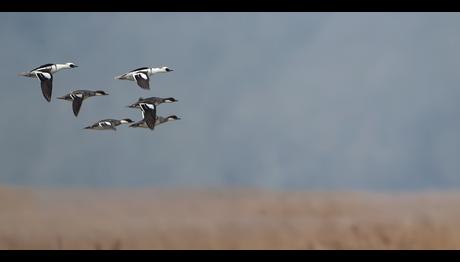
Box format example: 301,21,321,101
127,96,178,108
130,115,181,129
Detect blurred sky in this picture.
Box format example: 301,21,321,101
1,13,460,191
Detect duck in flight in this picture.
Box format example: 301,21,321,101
127,96,178,108
18,63,78,102
57,90,108,117
130,115,181,129
114,66,173,90
84,118,133,131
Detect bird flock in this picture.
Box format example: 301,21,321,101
18,63,180,131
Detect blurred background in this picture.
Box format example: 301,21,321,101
1,13,460,249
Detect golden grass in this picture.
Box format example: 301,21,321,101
0,186,460,249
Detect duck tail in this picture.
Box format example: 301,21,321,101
18,72,31,77
114,74,125,80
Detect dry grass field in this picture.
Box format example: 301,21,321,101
1,185,460,249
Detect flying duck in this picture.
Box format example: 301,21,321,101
18,63,78,102
127,96,178,108
84,118,133,131
114,66,173,90
130,115,181,129
57,90,108,117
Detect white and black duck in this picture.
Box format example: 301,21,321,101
18,63,78,102
84,118,133,131
57,90,108,117
114,66,173,90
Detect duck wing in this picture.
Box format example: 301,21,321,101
140,103,157,130
36,72,53,102
134,72,150,90
72,96,84,117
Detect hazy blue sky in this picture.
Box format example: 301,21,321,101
1,13,460,190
